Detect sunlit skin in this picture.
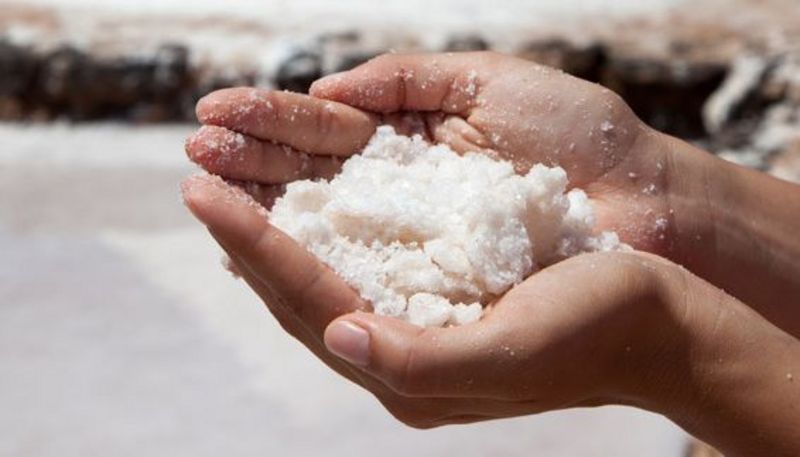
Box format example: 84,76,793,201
182,52,800,456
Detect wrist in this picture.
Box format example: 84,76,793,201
650,130,722,268
625,264,800,455
657,129,800,334
594,254,698,410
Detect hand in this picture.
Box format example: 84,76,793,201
180,173,680,427
182,176,800,456
186,52,683,255
186,52,800,337
182,52,686,423
181,51,800,454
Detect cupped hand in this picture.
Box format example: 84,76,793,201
180,50,687,424
186,52,679,254
181,173,684,426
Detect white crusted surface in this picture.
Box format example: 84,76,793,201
270,126,626,327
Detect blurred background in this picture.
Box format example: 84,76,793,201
1,0,798,456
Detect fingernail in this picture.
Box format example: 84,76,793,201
325,321,370,367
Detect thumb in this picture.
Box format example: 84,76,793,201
323,311,507,398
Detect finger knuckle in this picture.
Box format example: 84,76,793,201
313,103,335,150
250,223,280,256
604,251,664,298
600,88,636,121
244,90,280,124
386,335,428,396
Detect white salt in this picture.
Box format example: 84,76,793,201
600,120,615,132
269,126,627,327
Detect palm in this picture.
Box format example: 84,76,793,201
186,51,675,253
375,94,671,254
182,172,669,427
310,52,674,253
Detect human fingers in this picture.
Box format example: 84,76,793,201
309,52,501,114
210,237,375,388
196,87,377,155
322,251,669,404
186,125,344,183
180,173,369,337
322,310,522,400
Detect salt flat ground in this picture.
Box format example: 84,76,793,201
0,123,689,456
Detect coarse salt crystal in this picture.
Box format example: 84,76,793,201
269,126,627,327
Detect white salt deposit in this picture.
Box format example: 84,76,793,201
269,126,627,327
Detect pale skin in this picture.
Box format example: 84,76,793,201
181,52,800,455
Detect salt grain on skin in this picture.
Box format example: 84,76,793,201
464,69,478,97
269,126,628,327
221,255,242,279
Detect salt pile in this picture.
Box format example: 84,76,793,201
270,126,626,327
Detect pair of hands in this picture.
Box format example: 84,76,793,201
182,52,800,454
